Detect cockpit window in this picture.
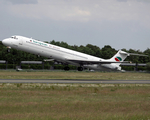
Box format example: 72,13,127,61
11,36,18,39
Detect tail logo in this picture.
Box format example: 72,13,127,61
115,57,122,62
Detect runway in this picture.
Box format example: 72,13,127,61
0,79,150,84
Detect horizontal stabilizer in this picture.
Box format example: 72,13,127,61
118,50,148,57
128,53,148,57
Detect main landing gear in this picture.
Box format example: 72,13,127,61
64,66,84,71
64,66,70,71
77,67,83,71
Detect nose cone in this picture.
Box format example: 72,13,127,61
2,38,10,46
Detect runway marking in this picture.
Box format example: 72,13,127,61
0,79,150,84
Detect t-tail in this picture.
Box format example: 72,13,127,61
107,50,148,71
109,50,129,66
102,50,129,71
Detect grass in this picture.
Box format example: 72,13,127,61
0,83,150,119
0,71,150,119
0,70,150,80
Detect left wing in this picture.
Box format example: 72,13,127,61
67,59,129,65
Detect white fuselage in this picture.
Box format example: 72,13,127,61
2,36,120,71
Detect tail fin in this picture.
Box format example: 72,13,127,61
110,50,148,63
106,50,148,71
109,50,129,65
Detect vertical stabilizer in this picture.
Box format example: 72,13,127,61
109,50,129,65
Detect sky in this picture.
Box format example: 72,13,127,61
0,0,150,51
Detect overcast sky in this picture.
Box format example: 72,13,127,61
0,0,150,51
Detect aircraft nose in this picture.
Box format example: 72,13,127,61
2,38,10,46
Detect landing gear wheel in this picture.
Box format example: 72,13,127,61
7,49,10,53
77,67,83,71
64,66,70,71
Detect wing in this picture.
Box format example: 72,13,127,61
67,59,129,65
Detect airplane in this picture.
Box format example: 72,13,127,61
2,35,148,71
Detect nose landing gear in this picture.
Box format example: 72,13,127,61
7,46,11,53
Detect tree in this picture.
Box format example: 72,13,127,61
101,45,117,59
144,48,150,63
86,44,102,57
146,62,150,72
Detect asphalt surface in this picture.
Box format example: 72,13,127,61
0,79,150,84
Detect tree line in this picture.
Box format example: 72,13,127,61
0,40,150,70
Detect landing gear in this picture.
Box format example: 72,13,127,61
63,65,83,71
7,49,10,53
37,54,40,57
6,46,11,53
77,67,83,71
64,66,70,71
